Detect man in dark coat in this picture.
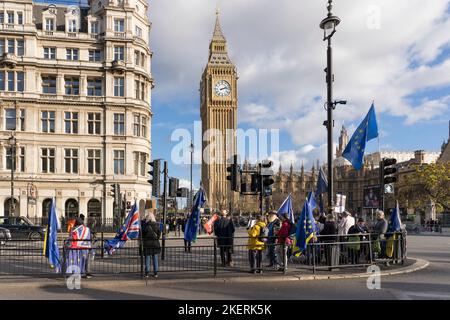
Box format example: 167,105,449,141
214,210,235,267
141,212,161,278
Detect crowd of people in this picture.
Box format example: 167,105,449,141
61,207,403,279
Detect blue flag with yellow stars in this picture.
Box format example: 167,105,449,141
277,194,295,224
293,192,317,255
43,198,61,273
184,188,206,243
342,103,379,170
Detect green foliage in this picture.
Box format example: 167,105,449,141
398,162,450,212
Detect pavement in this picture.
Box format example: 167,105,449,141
0,234,448,300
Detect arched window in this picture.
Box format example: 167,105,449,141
65,198,79,218
4,198,19,217
87,199,101,218
42,198,52,218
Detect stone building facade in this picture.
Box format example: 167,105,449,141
0,0,153,220
200,12,238,211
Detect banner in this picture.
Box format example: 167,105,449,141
335,194,346,213
203,214,219,235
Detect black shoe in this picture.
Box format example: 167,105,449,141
153,274,158,278
86,273,93,279
258,270,263,274
251,270,257,274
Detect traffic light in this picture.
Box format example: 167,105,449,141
261,160,274,196
148,159,161,197
110,183,119,204
226,154,240,192
380,158,397,193
169,177,179,198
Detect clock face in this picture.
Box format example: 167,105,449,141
214,80,231,97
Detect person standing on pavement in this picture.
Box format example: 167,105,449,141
265,211,281,269
320,214,338,269
347,218,369,264
338,211,355,236
277,213,295,265
247,214,267,274
373,210,388,258
214,210,235,267
141,212,161,278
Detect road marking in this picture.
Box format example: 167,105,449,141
392,291,450,300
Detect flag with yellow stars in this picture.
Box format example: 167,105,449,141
342,103,379,170
292,192,317,256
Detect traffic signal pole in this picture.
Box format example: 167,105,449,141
161,160,168,260
259,163,264,216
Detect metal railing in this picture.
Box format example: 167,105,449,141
0,232,406,277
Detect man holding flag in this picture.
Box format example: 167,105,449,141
104,201,140,255
43,198,61,273
184,188,206,244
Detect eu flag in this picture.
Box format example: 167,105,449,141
277,194,295,224
184,188,206,243
342,103,379,170
388,200,402,234
316,167,328,195
43,198,61,273
293,192,317,255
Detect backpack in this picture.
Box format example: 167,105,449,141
258,225,269,242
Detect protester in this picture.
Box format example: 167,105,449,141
320,214,338,269
265,211,281,269
276,213,295,269
214,210,235,267
141,212,161,278
247,214,267,274
67,213,93,279
373,210,388,258
338,211,355,236
347,217,369,264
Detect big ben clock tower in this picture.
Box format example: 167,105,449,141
200,11,238,211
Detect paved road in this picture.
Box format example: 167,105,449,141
0,234,449,300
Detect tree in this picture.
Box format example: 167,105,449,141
397,162,450,213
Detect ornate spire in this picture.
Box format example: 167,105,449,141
212,9,226,42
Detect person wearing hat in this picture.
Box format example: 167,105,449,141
265,211,281,269
347,217,369,264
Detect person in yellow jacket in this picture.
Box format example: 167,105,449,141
247,214,267,274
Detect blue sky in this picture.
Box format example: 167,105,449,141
149,0,450,189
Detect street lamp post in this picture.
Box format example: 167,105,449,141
320,0,341,216
189,141,194,209
8,133,17,217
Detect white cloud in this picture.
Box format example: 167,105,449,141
150,0,450,166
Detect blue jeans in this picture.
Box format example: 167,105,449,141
145,254,158,275
268,242,278,266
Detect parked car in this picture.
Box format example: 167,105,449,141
0,227,12,245
0,216,46,240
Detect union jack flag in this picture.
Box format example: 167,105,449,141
69,225,92,249
104,202,140,255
